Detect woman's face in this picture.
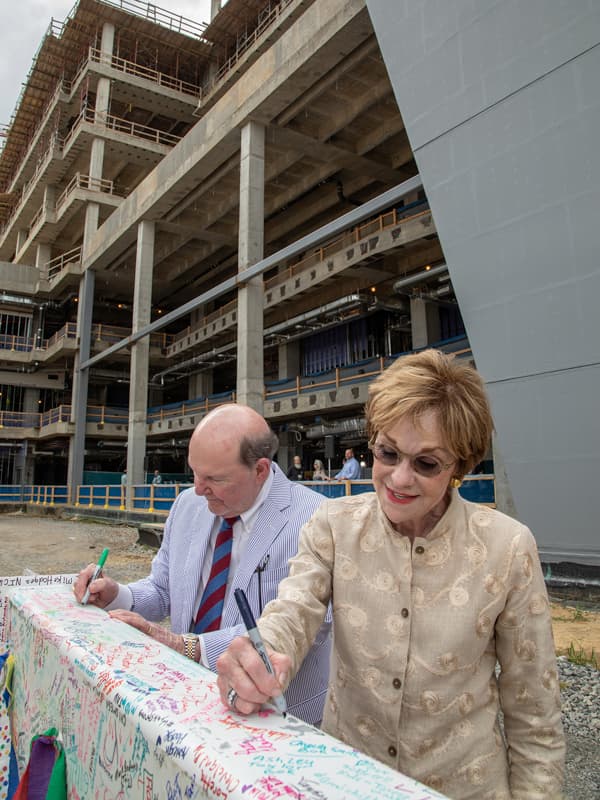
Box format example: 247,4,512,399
372,409,455,537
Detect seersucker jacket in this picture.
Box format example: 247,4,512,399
127,462,331,725
258,490,565,799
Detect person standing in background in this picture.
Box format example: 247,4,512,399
311,459,329,481
286,455,304,481
334,448,360,480
151,469,162,485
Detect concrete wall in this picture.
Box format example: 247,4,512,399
367,0,600,564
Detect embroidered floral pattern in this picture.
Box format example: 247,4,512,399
258,492,565,800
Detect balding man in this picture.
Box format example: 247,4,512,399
74,404,330,725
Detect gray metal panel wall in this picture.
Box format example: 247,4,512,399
367,0,600,564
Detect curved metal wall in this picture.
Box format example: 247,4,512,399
367,0,600,565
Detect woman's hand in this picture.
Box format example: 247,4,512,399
216,636,291,715
73,564,118,607
108,609,184,653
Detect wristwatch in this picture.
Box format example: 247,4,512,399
182,633,199,661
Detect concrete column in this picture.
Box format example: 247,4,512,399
67,268,95,499
42,185,55,216
35,243,52,268
125,220,155,503
15,230,28,254
278,340,300,380
66,22,115,501
236,121,265,411
277,431,298,475
410,296,441,349
14,441,34,488
187,306,214,398
96,23,115,116
189,371,213,400
23,388,40,414
88,22,114,185
68,195,101,502
89,139,105,183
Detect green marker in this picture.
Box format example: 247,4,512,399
81,547,109,605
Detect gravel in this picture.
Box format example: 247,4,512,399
558,658,600,799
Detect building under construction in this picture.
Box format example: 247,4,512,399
0,0,598,567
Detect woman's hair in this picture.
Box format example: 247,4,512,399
365,349,494,478
313,459,324,470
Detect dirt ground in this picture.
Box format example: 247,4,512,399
0,511,154,585
0,510,598,664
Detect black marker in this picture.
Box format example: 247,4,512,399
234,588,287,717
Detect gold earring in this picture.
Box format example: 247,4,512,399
450,477,462,489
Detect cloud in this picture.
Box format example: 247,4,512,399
1,0,212,125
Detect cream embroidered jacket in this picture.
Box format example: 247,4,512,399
258,491,565,800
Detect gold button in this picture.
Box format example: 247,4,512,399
415,545,425,554
388,745,397,758
401,607,409,618
393,677,402,689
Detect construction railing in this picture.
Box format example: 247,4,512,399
0,320,173,357
170,203,430,348
0,339,471,430
0,475,496,514
0,485,69,504
264,204,430,290
201,0,294,99
88,48,202,98
46,247,82,280
147,393,235,424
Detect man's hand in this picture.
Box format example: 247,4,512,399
73,564,118,607
108,609,185,653
216,636,291,715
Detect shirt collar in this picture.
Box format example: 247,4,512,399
237,462,274,530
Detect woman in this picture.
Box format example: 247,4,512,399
217,350,565,800
311,459,329,481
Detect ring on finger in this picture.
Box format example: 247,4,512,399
227,687,238,710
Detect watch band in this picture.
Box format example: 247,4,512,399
182,633,198,661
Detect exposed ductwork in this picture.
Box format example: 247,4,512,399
393,263,448,293
151,294,376,385
304,416,367,440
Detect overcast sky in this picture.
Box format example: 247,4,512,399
0,0,212,125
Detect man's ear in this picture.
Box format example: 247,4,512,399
255,458,271,482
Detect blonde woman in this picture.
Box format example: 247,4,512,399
217,350,564,800
311,459,329,481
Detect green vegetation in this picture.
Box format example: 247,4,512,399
565,642,598,670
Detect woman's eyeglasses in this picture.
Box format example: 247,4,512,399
369,442,454,478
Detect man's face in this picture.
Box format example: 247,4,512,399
188,429,269,518
344,449,353,461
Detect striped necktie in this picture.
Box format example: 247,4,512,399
194,516,238,634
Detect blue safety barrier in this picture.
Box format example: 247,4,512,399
0,475,495,513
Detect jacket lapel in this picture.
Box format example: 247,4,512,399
221,464,291,624
179,495,216,631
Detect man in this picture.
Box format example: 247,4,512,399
74,404,330,725
334,447,361,480
286,455,303,481
151,469,162,485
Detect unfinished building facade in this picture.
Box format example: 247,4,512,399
0,0,460,490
